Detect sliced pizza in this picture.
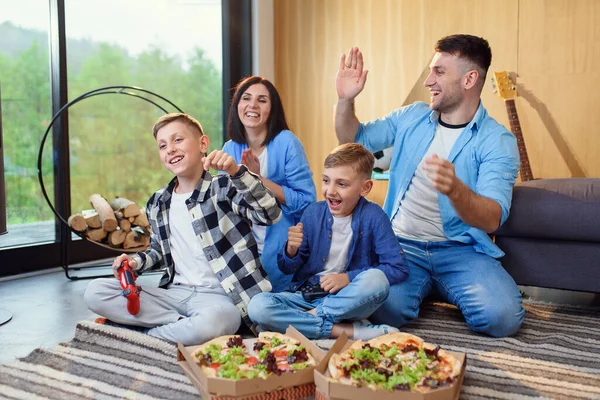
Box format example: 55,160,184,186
192,332,316,380
254,331,317,373
328,332,462,392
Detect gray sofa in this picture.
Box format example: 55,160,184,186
494,178,600,293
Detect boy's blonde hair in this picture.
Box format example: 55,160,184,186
324,143,374,179
152,113,204,138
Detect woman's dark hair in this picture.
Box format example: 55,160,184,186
227,76,290,146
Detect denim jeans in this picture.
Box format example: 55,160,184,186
248,269,389,339
370,238,525,337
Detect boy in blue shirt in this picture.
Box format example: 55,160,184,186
248,143,408,340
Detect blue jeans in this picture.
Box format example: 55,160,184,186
370,238,524,337
248,269,389,339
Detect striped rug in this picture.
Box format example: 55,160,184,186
1,299,599,399
0,322,198,400
317,300,600,400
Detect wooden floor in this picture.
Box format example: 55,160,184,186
0,263,161,363
0,265,598,363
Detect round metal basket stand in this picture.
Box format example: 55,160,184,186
37,85,184,253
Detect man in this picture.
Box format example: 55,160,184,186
335,34,524,337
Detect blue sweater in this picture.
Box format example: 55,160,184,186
277,197,408,292
223,130,316,292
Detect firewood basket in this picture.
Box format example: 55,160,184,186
37,85,183,279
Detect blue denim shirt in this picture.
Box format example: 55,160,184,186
223,130,316,292
356,101,519,258
277,197,408,292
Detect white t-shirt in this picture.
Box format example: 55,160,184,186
252,148,268,254
318,214,353,276
392,121,464,241
169,190,224,292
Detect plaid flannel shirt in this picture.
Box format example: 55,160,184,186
132,165,281,332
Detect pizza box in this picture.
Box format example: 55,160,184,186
314,333,467,400
177,326,327,400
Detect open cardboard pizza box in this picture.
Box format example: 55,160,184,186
178,326,327,400
314,333,467,400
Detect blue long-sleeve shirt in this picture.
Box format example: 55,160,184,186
356,101,519,258
277,197,408,292
223,130,316,292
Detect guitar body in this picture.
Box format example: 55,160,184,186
492,72,534,181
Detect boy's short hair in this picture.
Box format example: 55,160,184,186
324,143,374,179
152,113,204,138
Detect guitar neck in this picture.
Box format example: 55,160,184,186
505,99,534,181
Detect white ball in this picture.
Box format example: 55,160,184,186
373,147,393,172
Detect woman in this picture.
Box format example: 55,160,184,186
223,76,316,292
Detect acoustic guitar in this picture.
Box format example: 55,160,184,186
491,71,534,181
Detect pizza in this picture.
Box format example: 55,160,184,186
328,332,462,392
192,332,317,380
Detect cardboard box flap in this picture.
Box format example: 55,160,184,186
178,342,210,389
178,359,205,394
315,332,349,374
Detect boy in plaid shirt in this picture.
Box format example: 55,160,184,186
84,113,281,345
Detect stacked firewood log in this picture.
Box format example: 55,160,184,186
67,194,151,250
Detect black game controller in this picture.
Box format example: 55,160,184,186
300,282,329,301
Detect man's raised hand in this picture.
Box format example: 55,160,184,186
286,222,303,257
336,47,369,101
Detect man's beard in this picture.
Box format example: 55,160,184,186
430,82,463,114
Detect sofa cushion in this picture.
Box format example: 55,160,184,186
495,236,600,292
494,178,600,242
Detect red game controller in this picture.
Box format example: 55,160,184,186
118,260,141,315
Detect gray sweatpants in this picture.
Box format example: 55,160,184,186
84,278,241,345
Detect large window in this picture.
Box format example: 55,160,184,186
0,0,251,277
64,0,223,217
0,0,54,248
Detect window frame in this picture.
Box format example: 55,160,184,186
0,0,252,278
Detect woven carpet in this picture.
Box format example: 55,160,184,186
1,299,599,400
316,300,600,400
